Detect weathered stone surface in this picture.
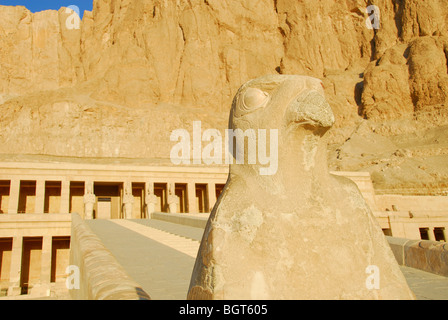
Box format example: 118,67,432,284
405,241,448,277
361,36,448,120
187,75,415,300
328,119,448,194
361,43,414,121
0,6,83,96
387,237,448,277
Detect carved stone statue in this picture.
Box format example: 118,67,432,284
122,182,134,219
167,183,179,214
187,75,415,300
83,183,95,220
145,183,158,219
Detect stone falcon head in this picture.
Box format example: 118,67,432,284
227,75,335,177
229,74,335,134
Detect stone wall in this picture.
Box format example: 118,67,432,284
376,195,448,212
387,236,448,277
69,213,150,300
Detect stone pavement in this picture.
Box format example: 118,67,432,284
86,219,448,300
86,219,201,300
399,266,448,300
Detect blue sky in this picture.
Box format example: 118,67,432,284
0,0,93,18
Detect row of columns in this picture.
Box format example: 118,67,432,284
84,180,220,219
3,178,223,218
7,179,70,214
187,182,218,215
7,235,53,297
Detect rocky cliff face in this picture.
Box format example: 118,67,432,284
0,0,447,193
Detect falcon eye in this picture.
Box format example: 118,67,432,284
242,88,269,112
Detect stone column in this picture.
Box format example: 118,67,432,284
36,236,52,297
187,183,197,214
207,182,217,213
428,227,436,241
7,179,20,214
7,236,23,296
60,180,70,214
83,181,95,220
35,180,45,214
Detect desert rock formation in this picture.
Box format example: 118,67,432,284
0,0,447,194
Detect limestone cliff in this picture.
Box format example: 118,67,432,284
0,0,447,194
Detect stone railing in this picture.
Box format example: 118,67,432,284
69,213,150,300
387,236,448,277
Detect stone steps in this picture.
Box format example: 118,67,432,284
110,220,200,258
